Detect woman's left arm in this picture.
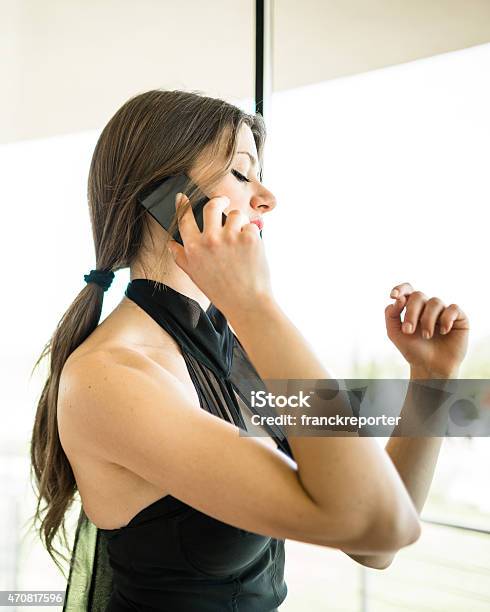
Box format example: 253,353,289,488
343,282,469,569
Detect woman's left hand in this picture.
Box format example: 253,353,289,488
385,282,470,378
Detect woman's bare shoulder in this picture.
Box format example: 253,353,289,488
62,312,183,382
64,296,183,373
64,340,148,373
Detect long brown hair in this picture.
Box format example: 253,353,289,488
29,89,266,574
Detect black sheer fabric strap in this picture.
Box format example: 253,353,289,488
62,507,112,611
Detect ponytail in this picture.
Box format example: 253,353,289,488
29,270,113,574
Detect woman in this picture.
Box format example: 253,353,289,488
30,89,469,611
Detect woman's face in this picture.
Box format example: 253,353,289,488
188,123,277,232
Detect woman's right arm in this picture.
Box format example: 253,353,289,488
59,299,420,556
166,193,420,554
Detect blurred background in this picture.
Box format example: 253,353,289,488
1,1,489,610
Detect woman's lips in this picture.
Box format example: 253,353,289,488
250,218,264,231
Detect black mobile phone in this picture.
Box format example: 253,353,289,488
138,173,262,245
137,173,219,246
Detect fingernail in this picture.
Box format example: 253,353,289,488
391,289,399,298
175,193,182,205
403,322,413,333
422,330,430,339
440,327,447,335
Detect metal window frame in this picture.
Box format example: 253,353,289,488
255,0,273,180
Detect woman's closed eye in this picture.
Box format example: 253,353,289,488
231,169,250,183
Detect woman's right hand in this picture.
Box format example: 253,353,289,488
167,193,275,317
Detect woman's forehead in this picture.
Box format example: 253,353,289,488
236,123,257,152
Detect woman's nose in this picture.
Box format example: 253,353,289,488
251,188,277,214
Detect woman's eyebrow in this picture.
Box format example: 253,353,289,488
237,151,258,168
237,151,262,179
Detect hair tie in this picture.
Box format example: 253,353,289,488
84,269,115,292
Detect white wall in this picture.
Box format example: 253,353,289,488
2,0,490,143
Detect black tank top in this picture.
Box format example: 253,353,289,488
62,278,294,612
